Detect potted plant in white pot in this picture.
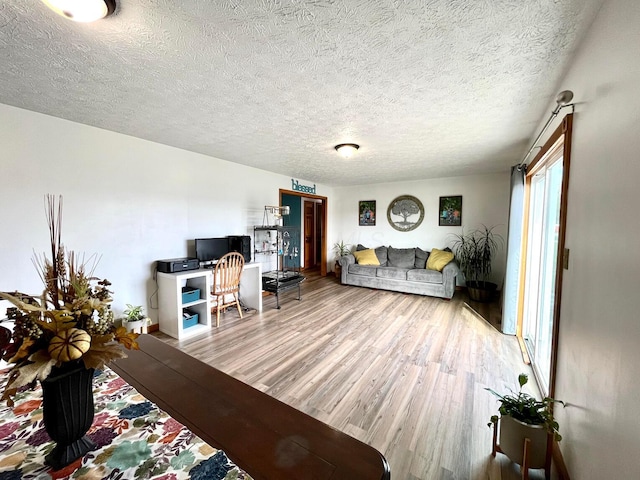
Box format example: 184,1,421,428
450,224,503,302
486,373,564,476
333,241,351,277
122,304,150,334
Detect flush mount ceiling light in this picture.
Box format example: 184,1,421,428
41,0,116,22
335,143,360,159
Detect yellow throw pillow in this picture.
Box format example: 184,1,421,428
353,248,380,266
426,248,454,272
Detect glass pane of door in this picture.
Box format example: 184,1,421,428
522,157,563,395
523,174,545,352
534,158,563,391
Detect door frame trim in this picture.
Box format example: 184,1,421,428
518,114,573,399
279,189,328,276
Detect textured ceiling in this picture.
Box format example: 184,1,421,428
0,0,604,186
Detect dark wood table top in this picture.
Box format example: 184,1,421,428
111,335,390,480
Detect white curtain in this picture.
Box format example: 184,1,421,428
501,165,526,335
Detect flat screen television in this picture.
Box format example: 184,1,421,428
195,237,230,263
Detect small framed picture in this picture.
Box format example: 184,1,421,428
359,200,376,226
439,196,462,226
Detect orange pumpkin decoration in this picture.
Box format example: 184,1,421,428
48,328,92,362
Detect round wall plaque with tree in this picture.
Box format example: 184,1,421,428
387,195,424,231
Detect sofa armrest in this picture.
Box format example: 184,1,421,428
442,261,459,295
338,254,355,285
338,254,355,268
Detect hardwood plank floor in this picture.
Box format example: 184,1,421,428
151,270,555,480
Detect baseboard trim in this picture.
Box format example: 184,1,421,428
553,441,571,480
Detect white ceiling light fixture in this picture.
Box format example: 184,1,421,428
335,143,360,159
41,0,116,22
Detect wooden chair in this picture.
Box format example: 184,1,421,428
211,252,245,327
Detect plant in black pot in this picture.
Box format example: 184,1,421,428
0,195,140,469
450,224,503,302
486,373,564,476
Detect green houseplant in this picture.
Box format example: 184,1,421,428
449,224,503,302
487,374,564,472
122,304,150,333
332,241,351,277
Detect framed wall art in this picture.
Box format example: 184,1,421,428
387,195,424,232
439,195,462,226
359,200,376,226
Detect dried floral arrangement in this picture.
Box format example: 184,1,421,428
0,195,139,406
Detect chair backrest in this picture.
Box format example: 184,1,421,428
213,252,245,295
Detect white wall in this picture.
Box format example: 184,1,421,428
332,173,510,285
0,104,332,323
533,0,640,477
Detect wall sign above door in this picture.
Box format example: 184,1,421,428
291,179,316,194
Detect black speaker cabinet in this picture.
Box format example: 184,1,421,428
228,235,251,263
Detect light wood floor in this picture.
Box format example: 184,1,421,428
152,271,553,480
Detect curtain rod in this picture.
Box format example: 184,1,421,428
517,90,575,169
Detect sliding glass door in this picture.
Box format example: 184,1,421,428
522,158,563,394
518,114,572,398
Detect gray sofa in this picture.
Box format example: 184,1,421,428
338,245,459,299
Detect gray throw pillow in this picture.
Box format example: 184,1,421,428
356,244,368,251
387,247,416,268
374,246,388,266
414,247,430,268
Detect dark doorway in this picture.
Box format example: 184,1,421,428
304,200,316,269
280,189,327,276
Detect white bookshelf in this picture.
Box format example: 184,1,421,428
157,263,262,340
157,270,212,340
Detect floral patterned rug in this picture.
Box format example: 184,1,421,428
0,367,254,479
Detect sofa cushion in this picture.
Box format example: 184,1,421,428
377,267,409,280
414,247,430,268
387,247,415,268
353,248,380,265
407,268,443,284
374,246,388,266
426,248,455,272
348,264,378,277
356,244,388,266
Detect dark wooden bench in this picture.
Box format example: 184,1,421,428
111,335,391,480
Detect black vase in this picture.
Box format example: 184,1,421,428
41,361,96,470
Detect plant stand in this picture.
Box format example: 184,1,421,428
491,416,552,480
123,319,148,334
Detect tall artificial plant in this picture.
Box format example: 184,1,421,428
450,225,502,287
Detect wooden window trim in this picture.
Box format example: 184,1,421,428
517,114,573,399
